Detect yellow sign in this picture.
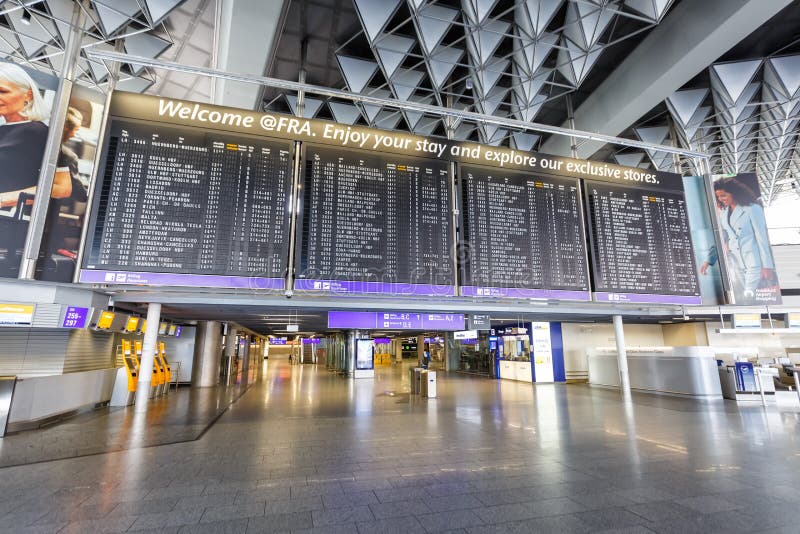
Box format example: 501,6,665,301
97,310,115,329
125,316,140,332
732,313,761,329
0,303,34,325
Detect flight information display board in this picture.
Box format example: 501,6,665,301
585,181,700,304
458,165,591,300
80,120,293,288
295,144,455,295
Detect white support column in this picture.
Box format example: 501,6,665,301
240,334,250,379
135,303,161,411
347,330,358,375
19,2,85,278
191,321,222,387
612,315,631,398
224,324,237,385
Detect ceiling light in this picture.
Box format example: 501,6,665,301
21,9,31,25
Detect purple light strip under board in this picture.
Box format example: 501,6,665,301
295,279,456,296
460,286,591,300
594,292,702,305
79,270,285,290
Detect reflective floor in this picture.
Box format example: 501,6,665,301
0,359,798,533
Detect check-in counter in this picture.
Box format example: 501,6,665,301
498,359,533,383
588,346,722,399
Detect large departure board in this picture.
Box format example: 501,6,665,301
295,144,455,295
458,165,591,300
80,120,293,289
585,181,700,304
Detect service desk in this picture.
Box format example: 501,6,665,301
498,359,532,383
588,346,722,399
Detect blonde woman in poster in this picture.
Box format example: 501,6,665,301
700,176,779,304
0,62,73,210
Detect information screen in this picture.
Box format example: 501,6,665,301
295,144,455,295
458,165,590,300
80,120,293,288
584,181,700,304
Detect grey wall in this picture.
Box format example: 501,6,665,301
0,328,115,378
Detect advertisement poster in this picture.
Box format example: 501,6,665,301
37,85,105,282
683,176,724,305
702,174,781,305
0,60,57,278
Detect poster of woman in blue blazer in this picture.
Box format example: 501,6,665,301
699,175,781,304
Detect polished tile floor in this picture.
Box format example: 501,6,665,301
0,359,798,533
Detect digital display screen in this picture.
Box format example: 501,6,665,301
80,119,293,289
458,165,590,300
584,181,700,304
96,311,115,329
124,316,139,332
295,144,455,296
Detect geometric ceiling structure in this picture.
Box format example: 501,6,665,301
267,0,679,149
0,0,185,95
658,55,800,205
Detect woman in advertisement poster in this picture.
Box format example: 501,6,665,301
700,176,778,303
0,62,72,211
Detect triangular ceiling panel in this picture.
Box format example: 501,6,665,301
403,95,433,129
413,117,439,136
374,110,403,130
625,0,674,22
765,55,800,99
557,37,602,87
416,4,459,55
7,8,57,58
285,95,324,119
516,0,565,39
353,0,403,43
329,102,362,125
144,0,185,24
511,131,540,151
467,19,510,66
613,153,648,168
336,55,379,93
390,68,425,101
361,88,392,123
565,0,616,49
462,0,501,26
514,32,558,76
634,125,669,145
95,0,141,37
428,45,463,90
710,59,762,105
666,88,708,127
375,34,415,78
124,31,172,75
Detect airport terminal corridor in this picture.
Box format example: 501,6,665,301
0,360,798,534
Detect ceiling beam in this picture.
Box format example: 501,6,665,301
541,0,795,159
212,0,288,109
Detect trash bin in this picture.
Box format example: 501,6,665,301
425,371,437,398
420,370,429,396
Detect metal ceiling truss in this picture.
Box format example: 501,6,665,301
637,54,800,205
0,0,183,93
266,0,676,148
88,48,708,158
